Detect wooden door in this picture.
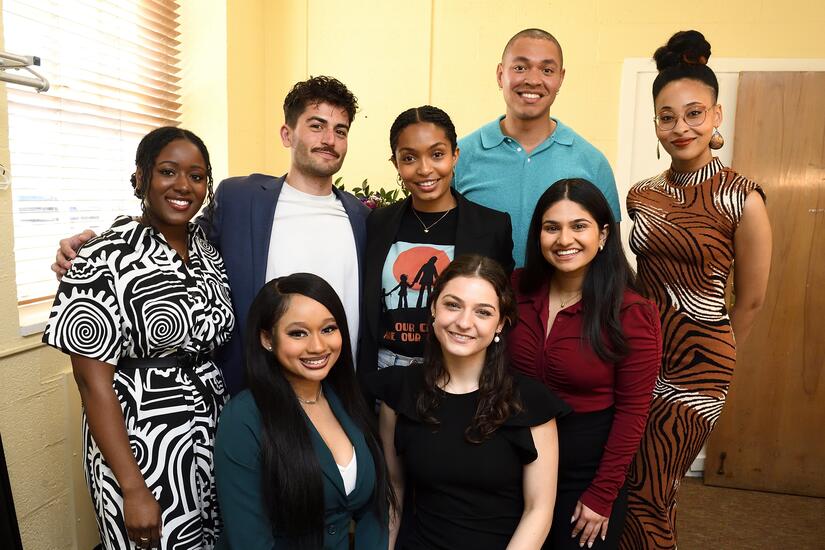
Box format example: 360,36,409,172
705,72,825,496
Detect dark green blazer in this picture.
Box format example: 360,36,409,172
215,385,388,549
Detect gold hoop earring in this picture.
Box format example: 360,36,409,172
709,127,724,150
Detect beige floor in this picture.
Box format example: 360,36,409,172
678,477,825,550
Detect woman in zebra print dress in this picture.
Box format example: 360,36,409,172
43,127,234,550
619,31,772,549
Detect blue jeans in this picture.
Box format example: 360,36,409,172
376,348,422,370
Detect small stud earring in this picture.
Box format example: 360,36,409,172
709,127,724,150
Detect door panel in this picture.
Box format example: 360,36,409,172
705,72,825,497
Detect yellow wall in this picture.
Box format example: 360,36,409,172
234,0,825,192
179,0,230,185
2,1,825,549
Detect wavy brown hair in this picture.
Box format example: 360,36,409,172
416,254,523,443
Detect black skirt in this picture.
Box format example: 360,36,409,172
545,407,627,550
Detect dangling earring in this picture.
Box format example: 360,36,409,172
494,333,501,343
396,173,404,186
656,141,661,160
709,127,724,150
599,241,605,251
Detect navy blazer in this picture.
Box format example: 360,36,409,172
201,174,369,394
215,386,388,549
357,190,514,388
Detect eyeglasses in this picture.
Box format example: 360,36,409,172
654,106,713,131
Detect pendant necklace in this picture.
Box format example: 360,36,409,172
559,291,582,309
413,207,453,233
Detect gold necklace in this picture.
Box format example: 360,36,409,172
412,207,454,233
558,291,582,309
296,386,323,405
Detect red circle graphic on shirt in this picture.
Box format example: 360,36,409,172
392,247,451,291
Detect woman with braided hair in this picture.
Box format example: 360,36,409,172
44,127,234,549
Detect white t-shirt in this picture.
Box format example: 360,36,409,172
337,448,357,496
265,182,360,357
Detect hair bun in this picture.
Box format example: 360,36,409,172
654,30,712,71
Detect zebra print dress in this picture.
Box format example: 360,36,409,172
619,158,764,549
43,216,234,550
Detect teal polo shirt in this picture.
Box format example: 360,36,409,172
454,116,620,267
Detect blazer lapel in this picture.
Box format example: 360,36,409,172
453,189,480,257
250,175,285,292
323,385,372,501
305,394,348,499
365,199,410,340
335,188,371,318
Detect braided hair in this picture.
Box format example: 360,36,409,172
131,126,215,227
389,105,458,160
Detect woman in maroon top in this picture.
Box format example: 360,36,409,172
509,179,661,550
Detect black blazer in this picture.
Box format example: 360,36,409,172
357,190,514,387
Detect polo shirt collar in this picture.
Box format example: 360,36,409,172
480,115,575,150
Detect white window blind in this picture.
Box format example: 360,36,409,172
4,0,181,304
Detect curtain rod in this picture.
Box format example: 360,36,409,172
0,50,49,92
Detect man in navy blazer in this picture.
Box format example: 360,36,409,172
206,76,368,394
54,76,368,395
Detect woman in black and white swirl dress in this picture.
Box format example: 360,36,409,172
43,127,234,550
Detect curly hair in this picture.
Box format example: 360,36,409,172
283,76,359,128
416,254,523,444
130,126,215,227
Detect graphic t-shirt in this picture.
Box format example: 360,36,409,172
380,207,456,357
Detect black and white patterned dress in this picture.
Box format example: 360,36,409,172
43,216,234,550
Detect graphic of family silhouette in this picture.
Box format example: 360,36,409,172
383,256,440,310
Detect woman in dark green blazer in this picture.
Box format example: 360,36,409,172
215,274,393,549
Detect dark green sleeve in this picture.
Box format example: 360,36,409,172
215,395,283,550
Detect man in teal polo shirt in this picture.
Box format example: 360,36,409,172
454,28,620,267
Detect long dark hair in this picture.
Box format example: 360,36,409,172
520,179,638,363
417,254,522,443
245,273,393,548
652,30,718,101
131,126,216,226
